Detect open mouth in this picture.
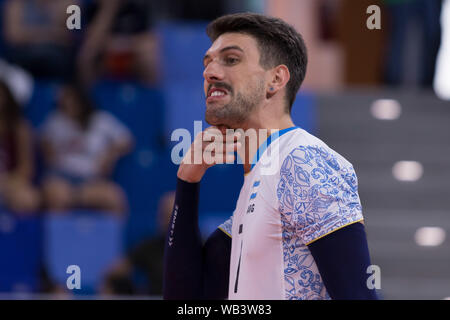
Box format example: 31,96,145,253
206,87,229,103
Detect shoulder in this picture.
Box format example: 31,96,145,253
276,128,361,209
280,128,354,174
276,130,364,244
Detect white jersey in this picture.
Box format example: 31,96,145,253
218,127,364,300
40,110,132,179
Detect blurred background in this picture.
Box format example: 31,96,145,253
0,0,449,300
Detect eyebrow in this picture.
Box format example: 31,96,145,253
203,45,244,66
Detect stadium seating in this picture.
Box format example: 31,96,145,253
0,207,42,293
43,211,124,295
158,21,211,84
92,80,178,246
92,80,166,152
24,80,59,129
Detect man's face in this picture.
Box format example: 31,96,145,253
203,33,267,128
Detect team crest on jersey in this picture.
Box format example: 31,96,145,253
246,180,260,214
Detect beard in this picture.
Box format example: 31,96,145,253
205,79,265,128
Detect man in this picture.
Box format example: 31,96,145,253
164,13,378,300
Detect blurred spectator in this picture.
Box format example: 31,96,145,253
0,80,40,215
0,59,34,106
336,0,386,86
266,0,345,90
2,0,80,80
384,0,443,87
78,0,159,87
100,191,175,296
40,84,133,216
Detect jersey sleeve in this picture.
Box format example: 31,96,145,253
277,145,364,245
217,216,233,238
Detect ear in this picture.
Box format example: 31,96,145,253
266,65,290,98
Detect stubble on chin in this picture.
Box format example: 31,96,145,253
205,86,264,128
205,101,246,127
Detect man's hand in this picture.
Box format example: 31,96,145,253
177,126,241,183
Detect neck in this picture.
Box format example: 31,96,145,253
233,104,295,175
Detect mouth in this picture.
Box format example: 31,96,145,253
206,87,229,104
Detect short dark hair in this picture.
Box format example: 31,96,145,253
206,12,308,113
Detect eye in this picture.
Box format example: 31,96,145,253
225,56,239,65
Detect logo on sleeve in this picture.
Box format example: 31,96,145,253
246,180,260,214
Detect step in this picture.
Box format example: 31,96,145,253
316,88,450,118
324,142,450,166
378,277,450,299
317,118,450,144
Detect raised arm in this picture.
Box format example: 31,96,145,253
163,127,239,299
163,177,231,299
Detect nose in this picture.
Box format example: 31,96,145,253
203,61,225,83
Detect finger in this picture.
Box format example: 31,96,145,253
203,138,241,156
203,127,223,142
204,127,242,143
204,151,235,165
208,142,240,164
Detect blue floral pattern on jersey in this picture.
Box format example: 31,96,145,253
277,145,363,300
218,216,233,237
